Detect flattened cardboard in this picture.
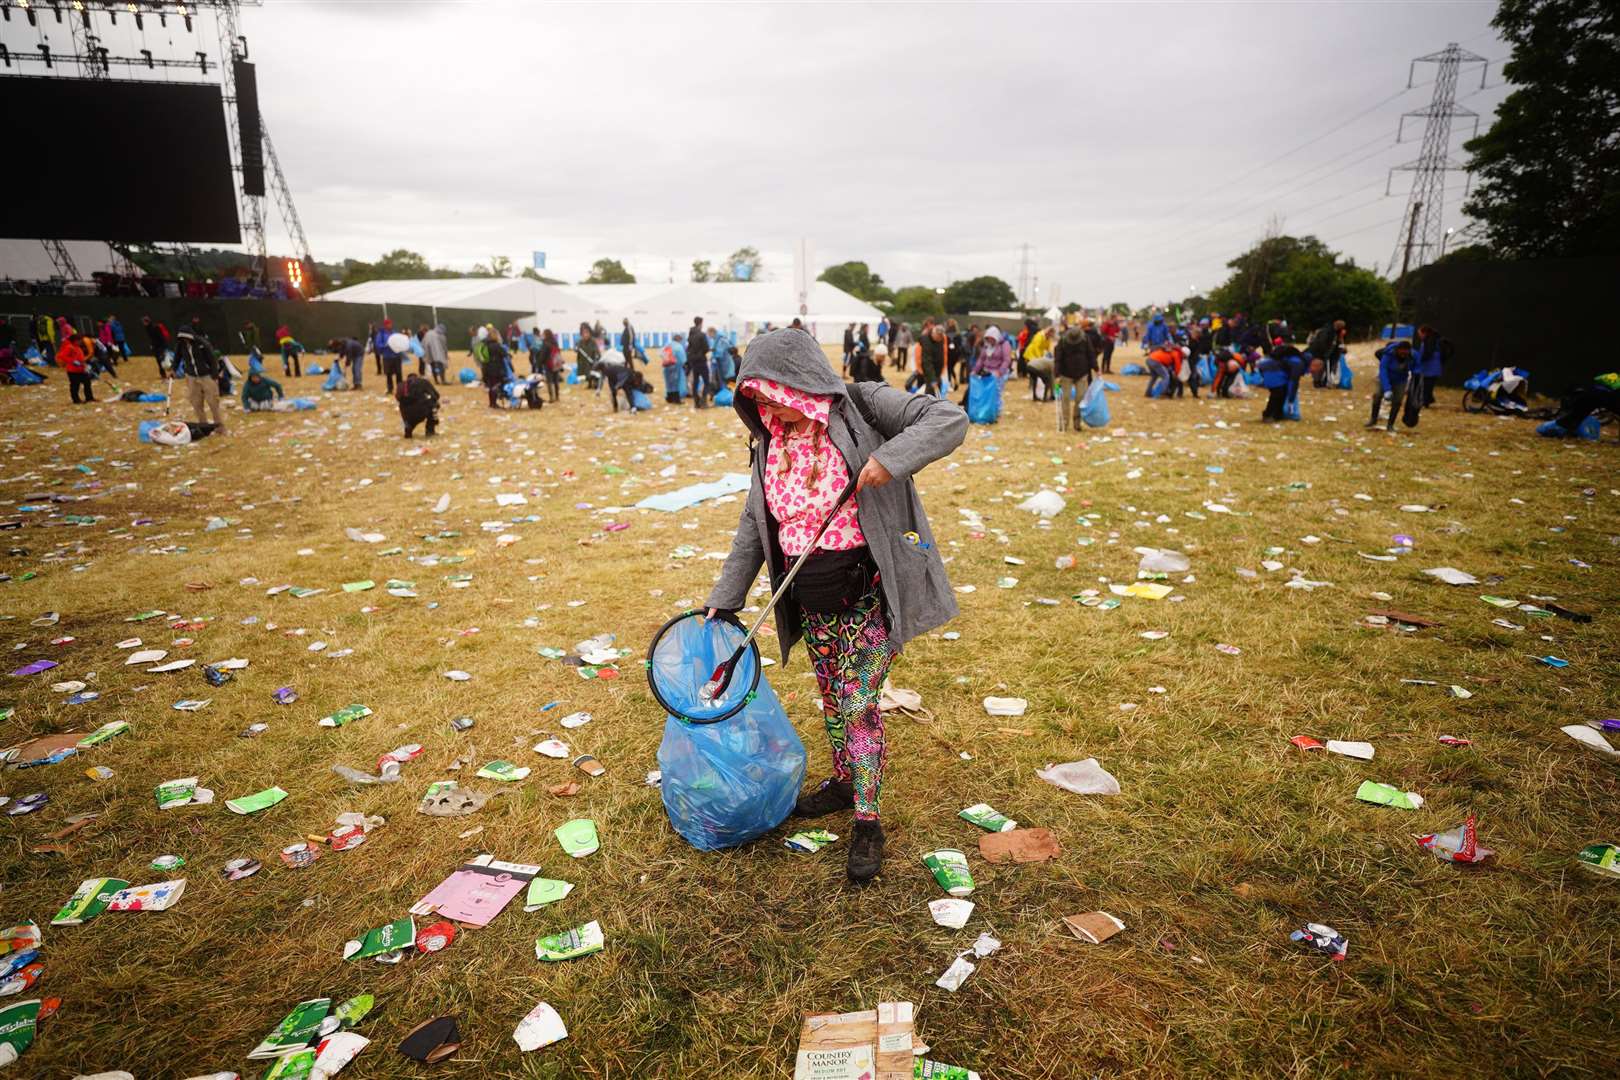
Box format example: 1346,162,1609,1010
1063,911,1126,944
794,1001,914,1080
978,827,1061,864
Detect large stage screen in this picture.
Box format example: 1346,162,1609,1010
0,76,240,243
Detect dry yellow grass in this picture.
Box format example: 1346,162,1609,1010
0,342,1616,1078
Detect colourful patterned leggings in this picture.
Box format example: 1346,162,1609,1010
802,585,897,821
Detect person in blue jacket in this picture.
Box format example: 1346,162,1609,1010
663,332,687,404
1258,339,1302,422
1142,313,1171,351
1413,325,1452,408
1367,339,1418,431
374,318,404,395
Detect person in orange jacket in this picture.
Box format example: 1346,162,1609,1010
57,336,96,403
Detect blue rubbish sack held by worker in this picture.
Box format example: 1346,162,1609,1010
645,612,807,850
1338,359,1353,390
967,373,1002,424
630,388,653,412
1197,355,1216,386
458,367,478,385
714,387,735,407
1080,376,1110,428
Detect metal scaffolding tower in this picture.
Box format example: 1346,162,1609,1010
1386,43,1489,279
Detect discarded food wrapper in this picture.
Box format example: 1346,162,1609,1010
556,818,600,858
958,803,1016,832
475,760,530,782
1291,922,1348,961
784,829,838,854
514,1001,568,1052
397,1015,460,1064
982,696,1027,717
1561,725,1619,759
935,954,976,992
222,858,262,881
319,704,372,729
1437,735,1473,747
76,721,130,748
928,898,974,929
535,920,606,964
914,1059,982,1079
280,842,322,869
344,916,415,962
1063,910,1126,944
155,776,214,810
1418,814,1495,865
1326,740,1375,761
417,785,491,817
533,739,570,759
150,855,185,872
1214,642,1242,656
226,786,288,815
572,754,606,777
51,878,130,926
979,827,1061,864
1035,758,1120,795
1575,843,1620,879
312,1030,369,1076
1016,490,1066,518
922,849,975,897
1290,735,1324,751
524,878,575,910
443,670,472,682
105,879,186,912
249,997,330,1059
1355,780,1423,810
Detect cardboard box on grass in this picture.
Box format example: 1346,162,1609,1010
794,1000,913,1080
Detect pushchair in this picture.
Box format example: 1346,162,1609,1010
1461,367,1531,415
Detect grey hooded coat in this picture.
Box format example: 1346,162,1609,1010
705,329,967,662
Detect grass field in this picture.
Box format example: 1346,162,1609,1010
1,343,1616,1079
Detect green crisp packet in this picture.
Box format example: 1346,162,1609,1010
1575,843,1620,878
51,877,130,926
319,704,372,728
476,760,530,782
76,721,131,748
535,920,604,961
1354,780,1423,810
227,786,288,815
344,916,415,961
922,850,975,897
784,830,838,853
248,997,331,1059
332,993,376,1029
524,878,575,910
155,776,207,809
341,580,375,593
958,803,1017,832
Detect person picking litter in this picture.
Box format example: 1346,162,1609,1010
704,328,967,883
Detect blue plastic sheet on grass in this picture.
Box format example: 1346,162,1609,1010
635,473,752,512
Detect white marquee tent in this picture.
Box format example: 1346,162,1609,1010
316,276,884,348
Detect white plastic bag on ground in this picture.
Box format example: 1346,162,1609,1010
1135,547,1190,574
148,420,192,446
1016,490,1066,519
1036,759,1120,795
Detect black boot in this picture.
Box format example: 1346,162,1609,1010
847,819,885,884
793,777,853,818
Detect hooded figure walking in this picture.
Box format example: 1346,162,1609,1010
704,329,967,883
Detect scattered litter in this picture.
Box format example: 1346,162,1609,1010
555,818,600,858
1326,740,1375,761
1064,911,1126,944
1016,490,1066,518
935,954,976,992
785,830,839,853
1290,923,1348,961
922,849,975,896
928,899,974,929
1036,759,1120,795
1575,844,1620,879
535,920,604,962
1561,725,1619,759
226,786,288,815
958,803,1016,832
476,760,530,782
1355,781,1424,810
397,1015,460,1064
1423,567,1479,586
513,1001,568,1052
979,827,1060,863
982,697,1027,717
1418,814,1495,865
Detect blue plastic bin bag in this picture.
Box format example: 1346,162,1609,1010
1080,377,1110,428
967,373,1002,424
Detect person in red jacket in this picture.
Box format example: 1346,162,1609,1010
57,336,95,403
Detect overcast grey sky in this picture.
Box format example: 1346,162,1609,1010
60,0,1512,304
